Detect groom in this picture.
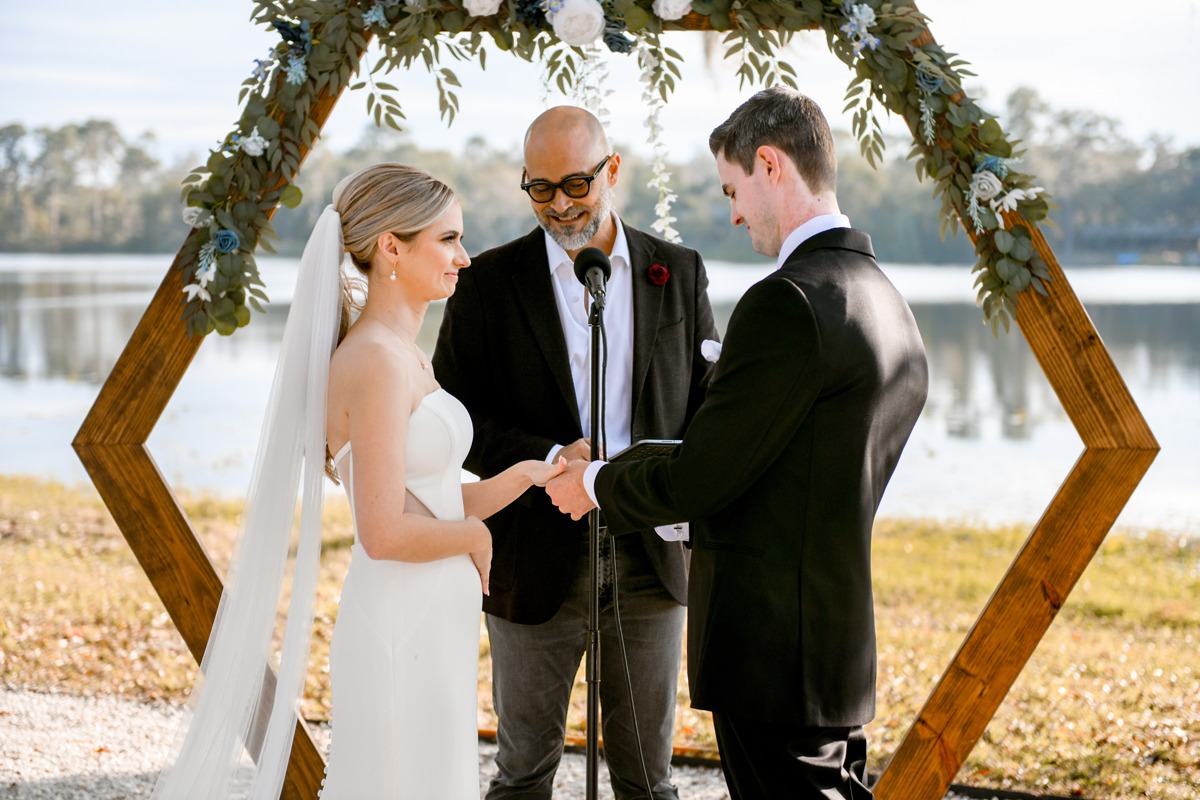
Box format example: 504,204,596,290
547,87,929,798
433,106,718,798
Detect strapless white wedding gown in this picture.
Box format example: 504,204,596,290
321,388,481,799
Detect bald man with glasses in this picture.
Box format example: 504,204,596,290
434,106,718,800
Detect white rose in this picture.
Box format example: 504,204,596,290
970,169,1004,202
238,126,268,157
463,0,503,16
182,206,213,229
550,0,606,46
652,0,692,22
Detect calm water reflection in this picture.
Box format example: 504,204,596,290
2,255,1197,533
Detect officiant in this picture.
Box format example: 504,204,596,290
433,105,719,799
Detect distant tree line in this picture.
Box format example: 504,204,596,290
2,88,1197,265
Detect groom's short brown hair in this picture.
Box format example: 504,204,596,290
709,86,837,194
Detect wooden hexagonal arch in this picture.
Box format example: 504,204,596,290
73,9,1157,800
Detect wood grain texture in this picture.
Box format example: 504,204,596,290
871,9,1157,796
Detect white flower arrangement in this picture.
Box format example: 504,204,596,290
990,186,1045,223
181,207,213,229
548,0,606,46
651,0,692,22
463,0,504,16
238,127,269,157
638,41,680,243
969,169,1004,202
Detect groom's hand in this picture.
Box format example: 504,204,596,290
545,459,597,521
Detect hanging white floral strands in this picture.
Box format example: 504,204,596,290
637,39,680,243
571,42,614,133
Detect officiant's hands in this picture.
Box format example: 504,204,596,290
558,437,595,462
545,459,597,520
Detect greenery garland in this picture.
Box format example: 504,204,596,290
180,0,1050,337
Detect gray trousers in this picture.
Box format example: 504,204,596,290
485,532,685,800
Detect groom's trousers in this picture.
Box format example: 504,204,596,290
712,713,872,800
485,530,685,800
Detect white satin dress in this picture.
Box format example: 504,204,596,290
321,389,481,799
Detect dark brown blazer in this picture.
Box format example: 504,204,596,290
594,228,929,727
432,223,719,624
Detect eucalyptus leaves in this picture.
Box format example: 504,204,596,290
179,0,1051,337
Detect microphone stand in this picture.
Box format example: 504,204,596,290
585,297,604,800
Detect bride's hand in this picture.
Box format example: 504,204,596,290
466,517,492,595
527,457,567,488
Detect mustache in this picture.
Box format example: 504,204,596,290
542,206,585,220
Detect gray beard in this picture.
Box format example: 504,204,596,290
539,190,613,252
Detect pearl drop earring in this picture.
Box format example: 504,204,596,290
389,268,396,281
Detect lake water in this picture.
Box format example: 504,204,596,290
2,254,1197,535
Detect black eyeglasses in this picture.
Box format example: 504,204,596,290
520,155,612,203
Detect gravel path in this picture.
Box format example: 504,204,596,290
0,688,730,799
1,688,999,799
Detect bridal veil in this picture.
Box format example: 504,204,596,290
153,202,345,798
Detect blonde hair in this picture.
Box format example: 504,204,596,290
331,163,459,344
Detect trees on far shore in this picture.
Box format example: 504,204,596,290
2,88,1197,265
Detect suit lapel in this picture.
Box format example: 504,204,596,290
627,225,663,423
510,229,583,431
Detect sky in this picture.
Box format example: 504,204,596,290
2,1,1199,165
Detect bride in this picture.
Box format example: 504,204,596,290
153,163,563,799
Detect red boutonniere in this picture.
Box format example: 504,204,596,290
647,263,669,286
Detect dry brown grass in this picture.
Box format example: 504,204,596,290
2,475,1196,797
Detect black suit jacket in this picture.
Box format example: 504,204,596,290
595,228,928,727
432,223,719,624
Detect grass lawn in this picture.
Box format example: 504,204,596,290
1,475,1196,797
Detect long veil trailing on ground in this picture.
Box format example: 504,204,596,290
152,205,345,799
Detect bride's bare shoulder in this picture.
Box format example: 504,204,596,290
330,323,425,397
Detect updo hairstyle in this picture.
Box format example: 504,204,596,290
331,163,458,344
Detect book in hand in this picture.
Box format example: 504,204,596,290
609,439,681,463
606,439,688,541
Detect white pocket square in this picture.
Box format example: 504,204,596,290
701,339,722,363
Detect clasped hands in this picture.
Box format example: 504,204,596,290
544,437,599,521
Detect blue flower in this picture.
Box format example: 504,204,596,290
214,229,241,254
603,15,633,53
252,58,272,81
285,55,308,85
363,3,387,26
915,64,943,94
273,19,312,59
977,154,1010,180
515,0,546,26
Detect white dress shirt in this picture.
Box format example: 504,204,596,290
544,212,634,462
580,214,853,514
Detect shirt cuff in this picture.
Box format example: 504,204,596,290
583,460,606,507
546,444,564,464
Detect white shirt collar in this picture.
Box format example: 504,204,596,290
776,213,852,268
545,211,630,273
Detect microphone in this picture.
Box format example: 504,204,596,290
573,247,611,312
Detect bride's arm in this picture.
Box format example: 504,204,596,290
339,343,489,562
462,458,566,520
